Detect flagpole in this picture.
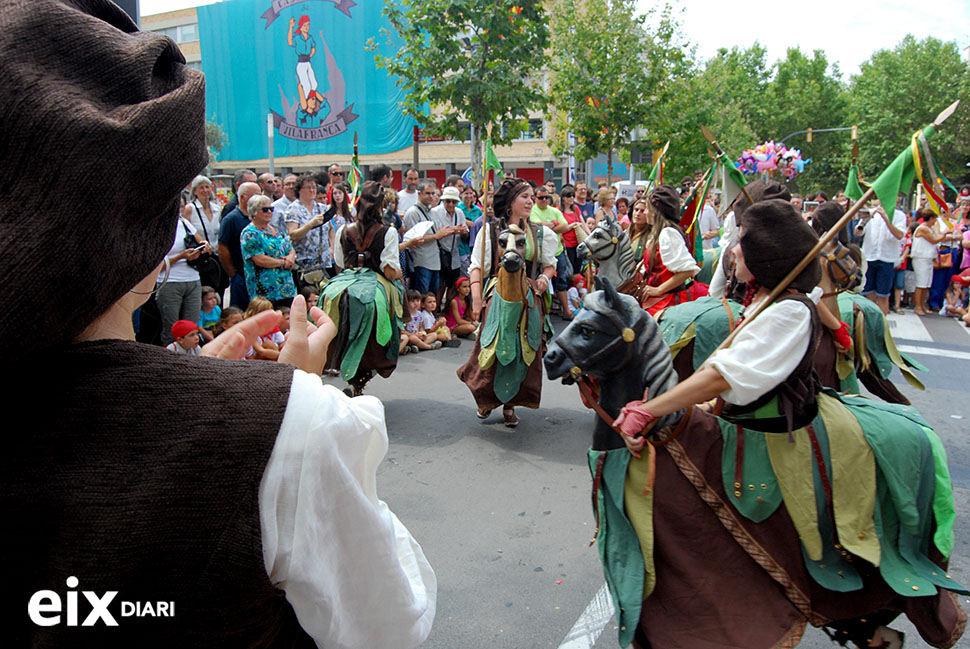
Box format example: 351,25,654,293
701,125,753,205
710,99,960,354
478,125,493,283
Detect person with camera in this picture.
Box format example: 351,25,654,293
854,196,906,315
156,211,211,345
241,194,297,309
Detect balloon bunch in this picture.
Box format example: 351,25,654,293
735,141,811,180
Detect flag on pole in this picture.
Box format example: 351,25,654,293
844,164,865,201
646,140,669,188
349,132,362,207
680,166,713,263
871,124,942,214
483,139,504,192
715,153,746,218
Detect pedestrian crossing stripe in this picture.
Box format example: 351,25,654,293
886,312,933,342
897,345,970,361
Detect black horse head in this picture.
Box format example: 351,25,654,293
544,276,682,449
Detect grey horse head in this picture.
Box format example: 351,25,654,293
575,220,635,288
544,276,681,449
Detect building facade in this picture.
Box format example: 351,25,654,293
142,5,564,190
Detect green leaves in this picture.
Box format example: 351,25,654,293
848,36,970,192
372,0,549,147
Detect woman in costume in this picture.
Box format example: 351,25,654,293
458,177,558,428
615,199,962,648
627,197,651,264
4,2,435,647
323,180,406,396
640,185,702,315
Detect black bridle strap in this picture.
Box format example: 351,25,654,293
584,231,619,262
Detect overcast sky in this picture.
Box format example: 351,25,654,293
141,0,969,77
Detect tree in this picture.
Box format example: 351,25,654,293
548,0,678,185
205,119,228,165
761,48,849,195
645,44,766,184
848,36,970,193
372,1,548,188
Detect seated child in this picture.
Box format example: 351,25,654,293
244,296,284,360
420,292,460,348
300,285,320,310
445,276,477,339
197,285,221,344
941,277,968,318
278,306,291,337
166,319,201,356
566,274,587,316
400,289,440,354
212,306,243,337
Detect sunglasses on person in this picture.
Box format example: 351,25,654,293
561,192,574,198
331,171,344,177
536,195,550,201
258,207,273,213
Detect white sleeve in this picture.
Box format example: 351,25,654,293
468,224,491,276
708,260,726,298
701,300,812,406
659,228,700,274
719,211,738,250
540,226,559,269
333,225,345,268
259,371,436,649
381,226,401,272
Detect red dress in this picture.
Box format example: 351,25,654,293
642,233,708,315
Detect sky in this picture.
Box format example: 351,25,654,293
141,0,969,77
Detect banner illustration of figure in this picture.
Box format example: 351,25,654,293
274,14,358,140
288,14,322,125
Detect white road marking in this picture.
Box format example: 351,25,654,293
897,344,970,361
886,312,933,342
956,319,970,342
558,582,615,649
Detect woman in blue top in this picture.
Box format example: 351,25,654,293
241,194,297,308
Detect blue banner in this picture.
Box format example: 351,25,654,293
198,0,415,160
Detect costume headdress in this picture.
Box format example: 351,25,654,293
0,0,208,360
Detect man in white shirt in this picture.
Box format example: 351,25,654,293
270,173,297,235
397,167,420,217
699,195,720,249
855,196,906,314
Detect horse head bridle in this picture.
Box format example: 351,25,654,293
819,240,862,292
583,224,621,262
554,294,649,381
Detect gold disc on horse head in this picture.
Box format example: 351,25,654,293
622,328,635,343
611,237,619,244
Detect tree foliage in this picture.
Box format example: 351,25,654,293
848,36,970,190
205,119,228,166
372,0,548,185
548,0,682,183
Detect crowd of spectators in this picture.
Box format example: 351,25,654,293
139,169,970,357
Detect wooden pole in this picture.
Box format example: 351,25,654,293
711,186,875,354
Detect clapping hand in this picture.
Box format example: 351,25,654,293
202,296,335,375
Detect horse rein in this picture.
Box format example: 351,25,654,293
555,306,690,448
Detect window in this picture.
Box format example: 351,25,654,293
179,23,198,42
150,23,199,44
523,119,544,141
186,61,202,71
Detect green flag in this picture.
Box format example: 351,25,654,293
716,153,747,218
484,139,503,175
870,124,935,210
844,164,864,201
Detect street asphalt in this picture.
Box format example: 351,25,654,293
321,309,970,649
